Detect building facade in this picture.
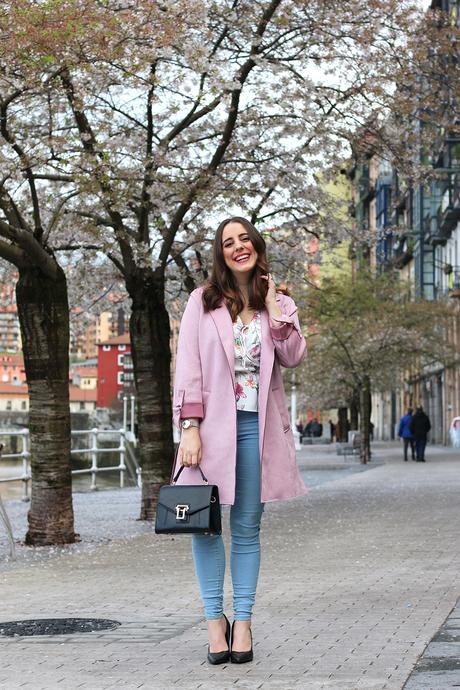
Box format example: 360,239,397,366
350,154,460,441
96,334,133,408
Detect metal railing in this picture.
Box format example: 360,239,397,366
0,428,141,501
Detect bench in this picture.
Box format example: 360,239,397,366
336,431,361,458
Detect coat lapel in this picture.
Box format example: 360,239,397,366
209,303,235,386
258,309,275,454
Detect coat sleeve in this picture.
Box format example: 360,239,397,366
269,295,306,368
172,292,204,428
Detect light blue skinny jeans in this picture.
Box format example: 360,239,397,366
192,410,264,621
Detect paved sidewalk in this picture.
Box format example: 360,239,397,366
0,442,459,689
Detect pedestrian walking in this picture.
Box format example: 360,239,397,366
410,406,431,462
172,216,307,665
398,408,416,461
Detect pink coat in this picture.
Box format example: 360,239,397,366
172,288,307,504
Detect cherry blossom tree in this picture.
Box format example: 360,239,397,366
1,0,456,524
302,271,455,463
0,0,193,541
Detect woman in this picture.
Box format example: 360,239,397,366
173,217,307,665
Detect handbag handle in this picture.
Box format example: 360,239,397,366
171,464,209,486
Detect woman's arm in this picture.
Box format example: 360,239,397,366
268,298,306,368
263,276,306,368
173,292,204,466
172,292,205,428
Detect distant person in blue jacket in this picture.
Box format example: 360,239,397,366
398,408,415,462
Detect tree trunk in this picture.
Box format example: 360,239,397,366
359,375,372,464
16,265,76,545
350,389,359,430
128,269,174,520
337,407,348,442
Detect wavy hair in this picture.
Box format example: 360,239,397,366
202,217,270,321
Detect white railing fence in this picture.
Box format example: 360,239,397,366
0,493,16,558
0,427,141,501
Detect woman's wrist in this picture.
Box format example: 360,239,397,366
266,301,282,324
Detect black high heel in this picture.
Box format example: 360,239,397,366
230,621,254,664
207,614,231,665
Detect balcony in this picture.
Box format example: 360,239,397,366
423,214,445,247
392,234,414,269
437,175,460,236
433,134,460,171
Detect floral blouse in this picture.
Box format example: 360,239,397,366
233,311,261,412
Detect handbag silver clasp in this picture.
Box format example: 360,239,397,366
175,504,189,520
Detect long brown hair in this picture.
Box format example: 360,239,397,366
202,217,269,321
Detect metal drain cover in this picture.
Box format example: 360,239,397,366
0,618,121,637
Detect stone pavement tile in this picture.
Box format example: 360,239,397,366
404,671,460,689
1,443,460,689
423,640,460,658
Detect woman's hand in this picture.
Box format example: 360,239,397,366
261,272,277,307
178,427,202,467
262,273,282,323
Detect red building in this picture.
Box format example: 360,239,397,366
0,353,26,384
96,334,132,408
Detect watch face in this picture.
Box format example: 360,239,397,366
182,420,190,429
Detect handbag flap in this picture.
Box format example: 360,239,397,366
157,485,217,516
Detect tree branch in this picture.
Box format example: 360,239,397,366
0,186,30,231
54,244,102,251
138,61,157,244
0,237,26,268
44,190,80,243
161,3,240,146
0,218,58,280
61,68,136,275
159,0,283,269
65,209,115,227
0,96,43,239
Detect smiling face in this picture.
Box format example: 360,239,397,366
221,222,258,282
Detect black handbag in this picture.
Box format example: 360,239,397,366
154,465,221,535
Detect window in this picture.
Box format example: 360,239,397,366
103,345,111,351
79,401,85,410
6,400,12,410
123,354,133,370
117,354,124,366
118,344,126,351
117,371,124,385
21,401,27,410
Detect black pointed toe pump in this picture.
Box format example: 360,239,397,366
207,614,231,665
